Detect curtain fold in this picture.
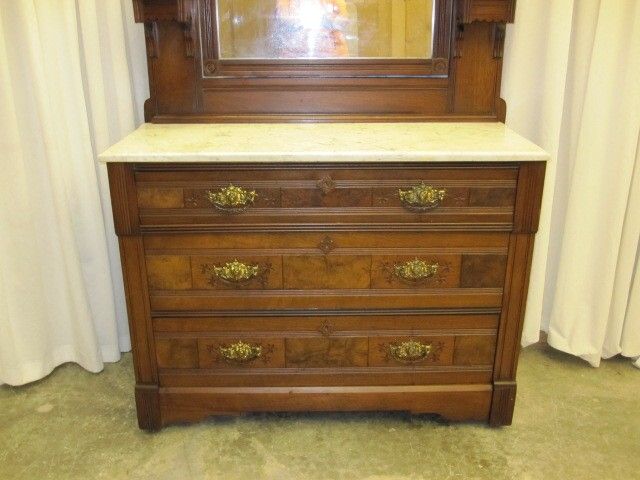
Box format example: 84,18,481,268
1,0,638,385
0,0,146,386
503,0,640,367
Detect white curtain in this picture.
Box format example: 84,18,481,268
0,0,147,385
503,0,640,367
1,1,638,386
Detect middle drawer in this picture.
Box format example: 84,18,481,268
144,231,509,312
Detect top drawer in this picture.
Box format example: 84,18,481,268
133,165,518,229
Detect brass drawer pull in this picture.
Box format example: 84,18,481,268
207,185,257,214
212,260,259,283
398,182,446,211
389,341,432,363
219,341,262,364
394,258,439,282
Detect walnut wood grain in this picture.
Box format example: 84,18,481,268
158,369,494,388
135,0,516,122
109,159,542,429
513,162,546,233
135,384,161,431
134,165,519,228
158,385,493,426
285,338,369,368
116,0,537,430
152,312,501,333
460,254,508,288
453,335,497,366
156,338,198,369
107,163,140,235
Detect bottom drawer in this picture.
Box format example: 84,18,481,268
153,313,497,387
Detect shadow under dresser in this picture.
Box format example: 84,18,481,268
101,122,548,430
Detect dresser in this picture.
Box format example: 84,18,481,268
101,122,548,430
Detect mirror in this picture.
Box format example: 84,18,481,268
216,0,436,60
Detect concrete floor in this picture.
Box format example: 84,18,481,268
0,344,638,480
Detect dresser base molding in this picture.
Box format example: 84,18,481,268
150,384,493,429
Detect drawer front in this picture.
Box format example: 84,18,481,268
144,232,509,312
134,166,517,228
153,313,498,387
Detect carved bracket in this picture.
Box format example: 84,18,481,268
454,24,464,59
493,23,506,59
177,0,195,58
144,22,159,58
133,0,195,58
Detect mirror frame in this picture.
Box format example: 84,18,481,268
134,0,516,122
201,0,452,78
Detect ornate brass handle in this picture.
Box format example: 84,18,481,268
212,260,259,283
219,341,262,364
389,340,432,363
207,185,257,214
398,182,446,212
394,258,439,282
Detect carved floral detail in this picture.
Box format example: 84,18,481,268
318,236,337,255
316,176,337,195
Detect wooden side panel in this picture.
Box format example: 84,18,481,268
489,163,545,426
513,162,546,233
107,163,140,235
118,237,156,384
490,233,535,426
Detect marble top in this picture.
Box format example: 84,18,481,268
99,122,549,163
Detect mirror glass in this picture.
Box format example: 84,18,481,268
216,0,436,59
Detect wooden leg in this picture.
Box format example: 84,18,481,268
135,384,161,431
489,381,517,427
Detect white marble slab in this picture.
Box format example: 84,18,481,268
99,122,549,163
